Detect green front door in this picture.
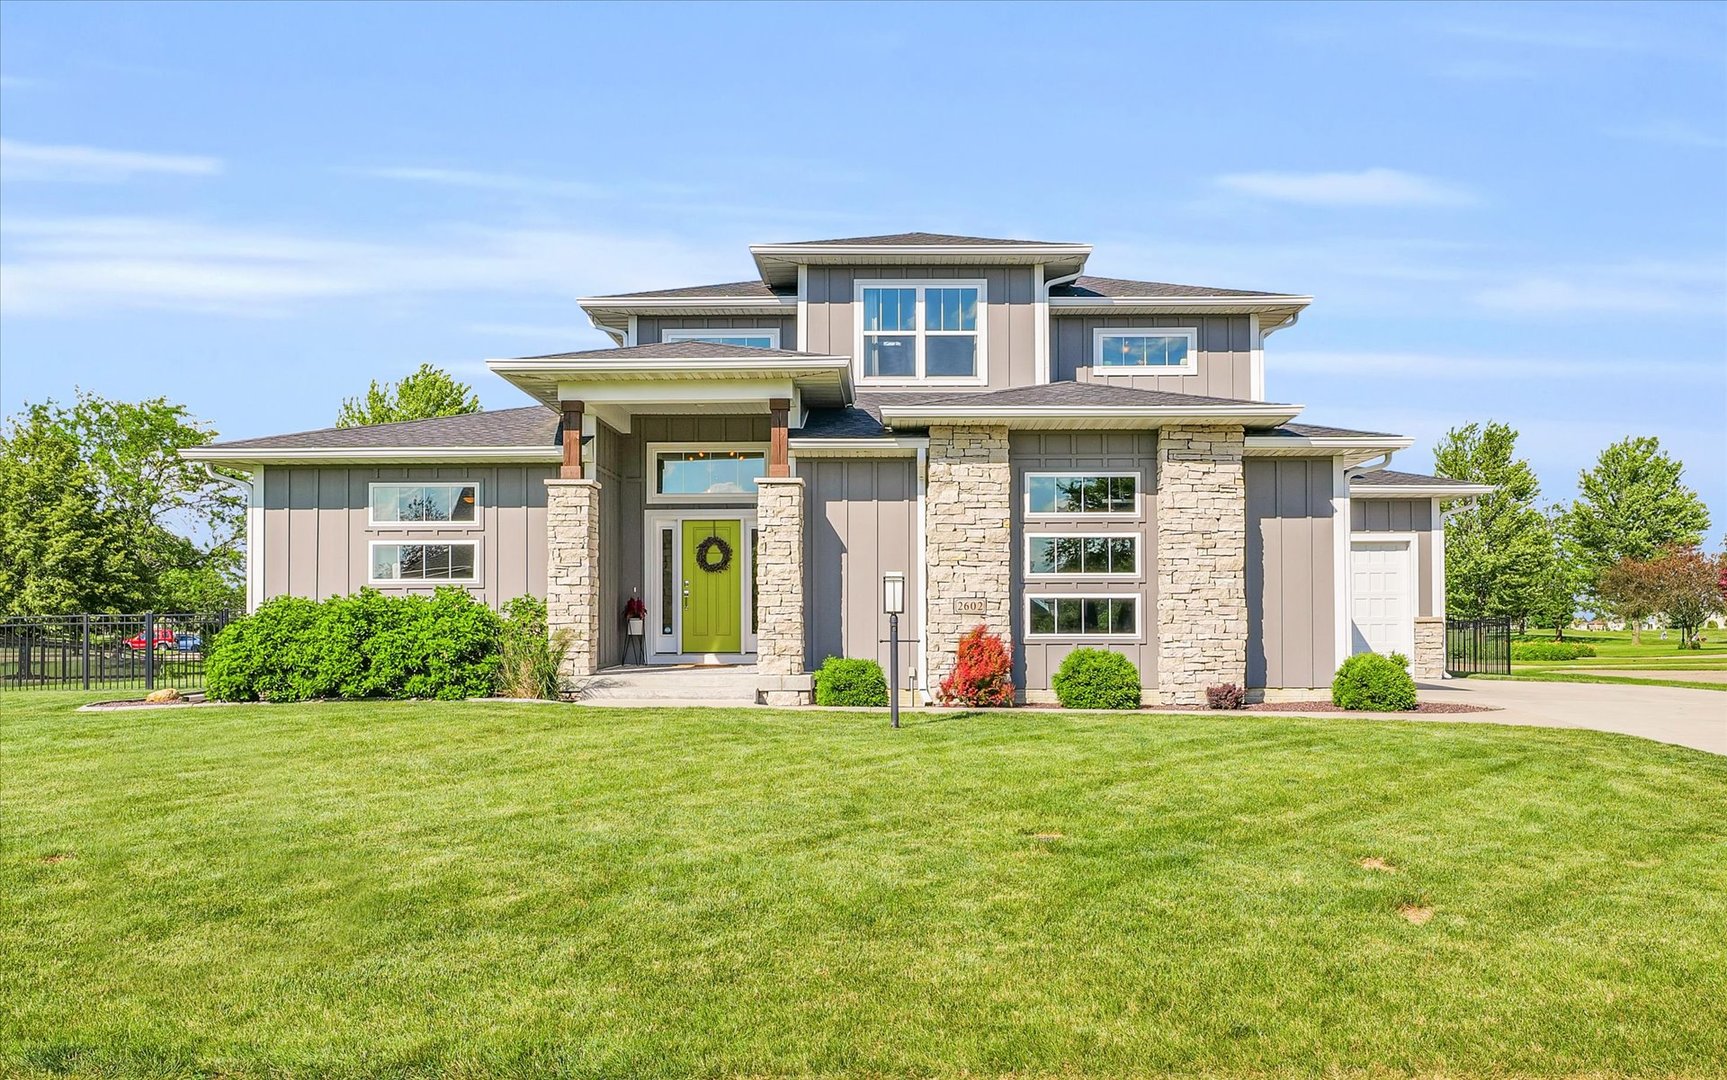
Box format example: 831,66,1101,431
681,519,743,654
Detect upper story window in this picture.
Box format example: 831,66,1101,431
856,280,986,384
661,329,781,349
368,482,478,527
1092,328,1198,374
1024,472,1139,517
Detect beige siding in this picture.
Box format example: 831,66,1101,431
1009,431,1160,696
797,457,921,679
259,464,553,608
1351,498,1439,616
1245,458,1337,689
804,264,1038,389
1051,314,1255,399
634,315,798,346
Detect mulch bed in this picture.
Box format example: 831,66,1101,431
1027,701,1496,714
80,693,213,711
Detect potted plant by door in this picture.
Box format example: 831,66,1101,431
623,596,647,637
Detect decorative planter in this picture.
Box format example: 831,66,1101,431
626,617,645,636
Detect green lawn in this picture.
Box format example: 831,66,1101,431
1517,627,1727,672
5,693,1726,1078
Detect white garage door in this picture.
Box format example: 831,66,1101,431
1350,541,1414,660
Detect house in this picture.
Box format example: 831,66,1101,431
182,232,1491,705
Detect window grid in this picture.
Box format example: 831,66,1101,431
367,482,478,527
1091,328,1198,372
857,280,985,383
1024,472,1139,517
1026,596,1138,638
1027,534,1138,577
661,329,781,349
369,541,480,584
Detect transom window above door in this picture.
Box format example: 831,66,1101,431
1092,328,1198,373
650,444,768,502
660,329,781,349
856,280,986,384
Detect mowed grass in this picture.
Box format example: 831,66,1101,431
4,693,1726,1079
1517,628,1727,672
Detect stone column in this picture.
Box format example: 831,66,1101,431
546,478,601,689
755,476,811,706
924,424,1013,691
1155,426,1247,706
1413,617,1446,681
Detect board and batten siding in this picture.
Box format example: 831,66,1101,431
258,465,553,608
803,264,1039,389
798,457,922,681
1008,431,1159,698
1245,458,1337,690
1351,498,1439,616
1052,314,1256,399
633,315,799,346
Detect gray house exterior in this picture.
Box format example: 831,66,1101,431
185,232,1489,705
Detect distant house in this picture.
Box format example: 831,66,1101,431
184,232,1490,704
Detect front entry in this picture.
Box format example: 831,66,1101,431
680,519,743,654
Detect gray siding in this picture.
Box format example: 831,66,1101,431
798,457,922,681
635,315,798,346
804,264,1038,389
1351,498,1439,616
1245,459,1336,689
1009,431,1159,697
259,465,553,608
1052,314,1256,399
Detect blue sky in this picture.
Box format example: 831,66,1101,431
3,1,1724,529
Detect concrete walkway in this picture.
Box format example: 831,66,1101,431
1411,678,1725,756
1573,668,1727,685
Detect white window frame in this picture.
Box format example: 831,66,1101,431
367,539,483,586
643,509,760,660
1091,327,1199,375
853,278,989,387
1024,593,1142,641
647,442,771,506
366,481,482,529
661,328,782,349
1022,471,1142,519
1025,533,1140,579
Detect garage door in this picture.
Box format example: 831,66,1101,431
1350,541,1414,660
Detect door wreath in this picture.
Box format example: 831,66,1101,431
694,534,734,574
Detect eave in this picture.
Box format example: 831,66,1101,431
878,401,1304,430
750,242,1092,288
179,446,563,468
487,355,854,410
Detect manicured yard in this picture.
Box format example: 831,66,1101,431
5,692,1726,1078
1503,628,1727,691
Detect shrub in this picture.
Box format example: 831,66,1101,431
1510,640,1598,661
937,625,1014,707
1331,652,1418,712
814,656,889,707
497,595,570,700
206,588,502,702
1205,683,1245,710
1051,648,1141,710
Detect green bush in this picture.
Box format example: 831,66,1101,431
498,595,569,700
206,588,502,702
1051,648,1141,710
1510,640,1598,661
1331,652,1418,711
814,656,889,707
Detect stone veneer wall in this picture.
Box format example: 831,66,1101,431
1155,426,1247,705
546,478,601,687
754,476,809,705
1413,617,1446,681
925,425,1013,690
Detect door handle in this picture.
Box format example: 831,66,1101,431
683,579,691,610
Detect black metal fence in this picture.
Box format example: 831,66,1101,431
0,612,237,693
1445,617,1512,675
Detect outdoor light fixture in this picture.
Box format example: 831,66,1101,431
883,571,906,728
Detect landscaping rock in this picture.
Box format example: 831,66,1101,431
145,687,183,704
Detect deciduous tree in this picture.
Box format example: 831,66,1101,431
1433,422,1551,624
336,364,481,428
1562,437,1710,586
1647,545,1725,649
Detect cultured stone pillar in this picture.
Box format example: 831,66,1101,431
754,476,810,705
1156,426,1247,706
546,477,601,688
924,424,1013,691
1413,617,1446,681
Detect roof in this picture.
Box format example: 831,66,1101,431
584,279,792,301
766,231,1080,248
1252,421,1402,439
518,340,834,362
1052,275,1293,300
198,406,558,452
870,380,1301,429
1351,469,1494,494
749,231,1093,287
880,381,1288,411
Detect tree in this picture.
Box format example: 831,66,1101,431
1527,510,1583,639
1432,422,1551,624
1596,556,1663,645
1647,545,1725,649
336,364,480,428
1561,437,1710,586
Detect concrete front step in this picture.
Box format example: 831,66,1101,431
572,664,761,704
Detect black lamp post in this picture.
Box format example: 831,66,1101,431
883,571,906,729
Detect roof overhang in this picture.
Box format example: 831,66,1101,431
180,446,562,468
577,294,797,338
787,434,928,457
878,401,1304,431
1049,295,1312,323
487,355,853,410
1245,432,1413,467
750,242,1092,288
1350,481,1496,498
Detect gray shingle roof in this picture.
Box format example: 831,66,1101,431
1252,421,1402,439
586,280,792,300
791,407,892,439
878,381,1284,411
206,406,559,451
768,231,1079,247
1052,275,1295,299
1351,469,1483,489
520,341,835,361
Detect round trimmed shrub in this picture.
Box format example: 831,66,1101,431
814,656,889,707
1331,652,1418,711
1051,648,1141,710
1510,640,1597,661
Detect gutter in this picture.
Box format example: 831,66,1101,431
1038,267,1083,385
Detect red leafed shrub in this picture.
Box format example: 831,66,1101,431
1205,683,1245,710
938,624,1015,707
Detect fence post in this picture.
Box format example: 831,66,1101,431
143,612,155,692
81,614,90,690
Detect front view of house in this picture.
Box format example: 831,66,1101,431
186,232,1489,705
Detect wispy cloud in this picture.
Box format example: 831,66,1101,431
1279,349,1714,381
1474,278,1683,316
1213,168,1478,208
1604,119,1727,150
0,74,42,90
1,138,222,182
346,166,611,200
1437,14,1666,53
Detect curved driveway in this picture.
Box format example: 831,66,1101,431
1413,678,1725,756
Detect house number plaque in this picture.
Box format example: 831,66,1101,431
954,599,986,615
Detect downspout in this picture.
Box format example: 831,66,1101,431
1039,268,1083,385
1345,451,1395,478
588,312,628,346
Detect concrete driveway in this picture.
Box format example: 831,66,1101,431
1414,678,1726,756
